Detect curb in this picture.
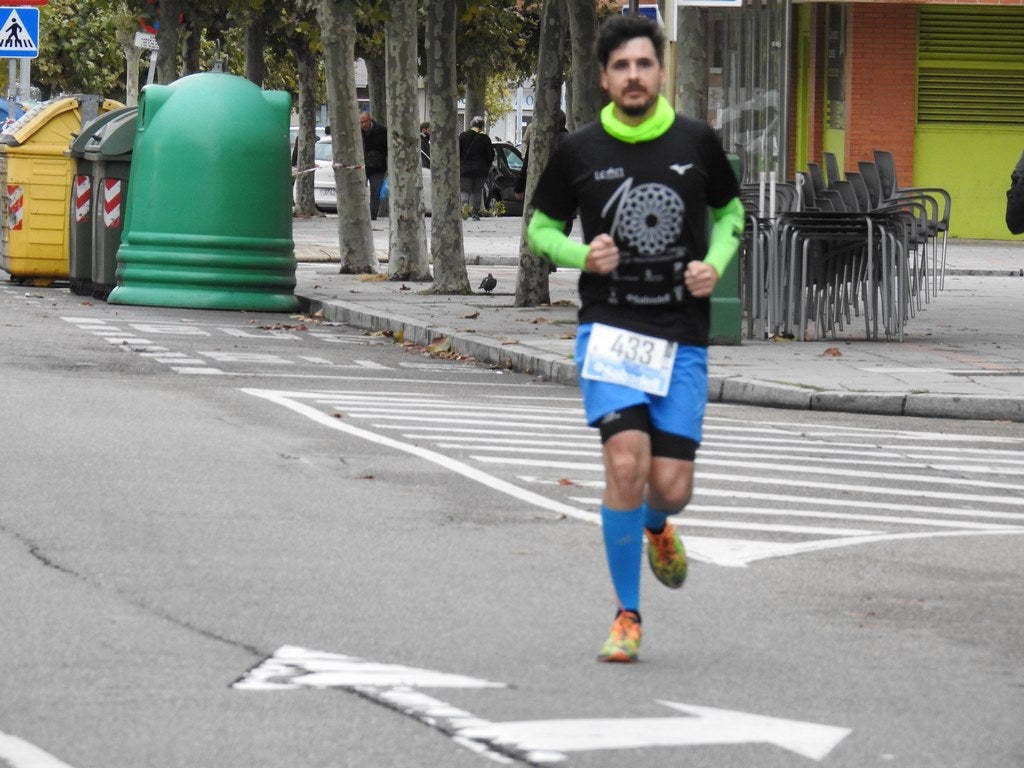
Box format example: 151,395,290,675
300,294,579,386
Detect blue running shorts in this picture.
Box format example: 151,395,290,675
575,322,708,445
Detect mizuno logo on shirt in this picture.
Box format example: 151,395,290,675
594,167,625,181
669,163,694,176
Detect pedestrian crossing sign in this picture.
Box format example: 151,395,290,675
0,7,39,58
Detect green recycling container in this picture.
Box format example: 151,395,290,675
84,107,137,299
107,73,297,312
709,153,743,345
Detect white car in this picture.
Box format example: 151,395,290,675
289,125,328,164
298,138,433,215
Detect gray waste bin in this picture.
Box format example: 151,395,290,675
83,107,137,299
66,109,125,296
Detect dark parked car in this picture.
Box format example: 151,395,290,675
484,141,524,216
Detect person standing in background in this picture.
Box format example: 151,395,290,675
420,121,431,169
1006,149,1024,234
458,115,495,221
360,111,388,220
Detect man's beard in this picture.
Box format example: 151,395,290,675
619,92,657,117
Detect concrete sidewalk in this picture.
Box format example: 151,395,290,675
293,216,1024,423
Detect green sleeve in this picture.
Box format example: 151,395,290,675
704,197,745,278
526,211,589,270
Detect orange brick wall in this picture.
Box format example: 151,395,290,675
844,4,918,183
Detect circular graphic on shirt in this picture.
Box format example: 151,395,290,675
617,183,685,256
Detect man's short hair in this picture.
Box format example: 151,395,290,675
596,14,665,68
470,115,485,128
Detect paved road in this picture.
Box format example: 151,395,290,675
2,281,1023,767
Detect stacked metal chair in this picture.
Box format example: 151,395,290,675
873,150,952,294
737,150,951,343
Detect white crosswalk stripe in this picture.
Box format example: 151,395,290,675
254,388,1024,567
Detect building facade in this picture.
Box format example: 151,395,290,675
688,0,1024,239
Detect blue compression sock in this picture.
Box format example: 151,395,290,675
642,502,670,533
600,504,644,613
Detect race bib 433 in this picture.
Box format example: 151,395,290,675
580,323,677,396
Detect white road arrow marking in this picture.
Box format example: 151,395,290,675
0,731,78,768
236,647,851,764
458,700,851,762
232,645,505,691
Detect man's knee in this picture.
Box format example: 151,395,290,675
648,458,695,511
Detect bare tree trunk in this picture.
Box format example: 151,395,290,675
515,0,568,307
425,0,469,293
181,19,201,76
116,29,142,107
385,0,430,281
155,0,184,84
319,0,378,274
463,76,486,128
293,45,321,218
674,8,707,120
244,7,269,87
568,3,601,127
365,55,387,119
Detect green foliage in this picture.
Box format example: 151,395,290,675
457,0,538,90
17,0,540,114
33,0,130,101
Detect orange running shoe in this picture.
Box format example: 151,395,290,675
645,522,688,589
597,610,642,663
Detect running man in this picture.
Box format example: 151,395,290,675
527,14,744,662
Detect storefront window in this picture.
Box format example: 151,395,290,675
707,0,787,181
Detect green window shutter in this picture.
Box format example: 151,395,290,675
918,6,1024,125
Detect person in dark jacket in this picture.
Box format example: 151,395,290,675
420,121,431,169
458,115,495,220
1006,149,1024,235
360,111,388,220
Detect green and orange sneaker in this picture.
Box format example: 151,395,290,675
597,610,642,663
645,522,688,588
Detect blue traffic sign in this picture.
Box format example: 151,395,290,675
0,7,39,59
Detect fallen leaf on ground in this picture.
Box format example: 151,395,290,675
427,336,452,354
463,311,480,319
823,347,843,357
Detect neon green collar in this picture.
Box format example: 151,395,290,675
601,95,676,144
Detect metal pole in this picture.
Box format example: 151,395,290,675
18,59,29,101
630,0,639,13
779,0,792,179
7,60,15,101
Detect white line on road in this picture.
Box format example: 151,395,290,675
694,486,1024,522
704,416,1024,445
0,732,77,768
471,454,1024,501
698,449,1023,476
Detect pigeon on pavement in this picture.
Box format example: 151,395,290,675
479,273,497,293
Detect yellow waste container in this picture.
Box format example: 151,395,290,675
0,95,124,285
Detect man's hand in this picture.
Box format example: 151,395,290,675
585,234,620,274
684,260,719,298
